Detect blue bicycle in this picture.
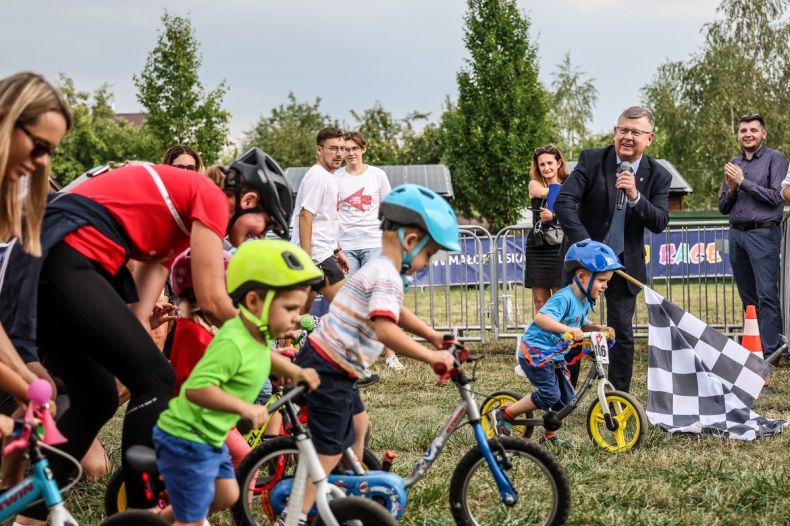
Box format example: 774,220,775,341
234,341,571,526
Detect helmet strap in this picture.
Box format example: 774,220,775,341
397,227,430,274
226,197,266,237
572,271,598,311
238,289,276,341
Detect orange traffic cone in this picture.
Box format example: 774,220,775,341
741,305,763,358
742,305,769,386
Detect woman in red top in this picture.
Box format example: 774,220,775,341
10,148,292,523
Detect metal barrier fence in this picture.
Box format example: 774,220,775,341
407,217,790,345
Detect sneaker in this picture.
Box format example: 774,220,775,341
385,355,405,369
494,408,513,436
356,373,380,388
539,434,572,448
275,513,308,526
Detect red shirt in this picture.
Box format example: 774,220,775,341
64,164,228,275
170,318,215,394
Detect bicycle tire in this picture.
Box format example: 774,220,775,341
232,437,382,526
449,436,570,526
480,390,534,439
98,510,170,526
586,390,648,453
311,495,398,526
103,468,127,515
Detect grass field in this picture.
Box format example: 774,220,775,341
67,343,789,526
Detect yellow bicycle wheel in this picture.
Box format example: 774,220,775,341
586,390,648,452
479,390,534,439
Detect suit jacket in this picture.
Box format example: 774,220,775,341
554,145,671,293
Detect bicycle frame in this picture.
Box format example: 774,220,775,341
0,450,77,525
402,365,518,505
510,333,617,428
0,379,79,525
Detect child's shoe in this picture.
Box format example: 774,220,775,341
385,355,405,369
494,408,514,436
275,511,308,526
356,373,380,387
539,433,572,448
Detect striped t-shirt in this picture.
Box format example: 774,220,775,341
309,255,403,378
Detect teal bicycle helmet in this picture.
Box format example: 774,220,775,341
564,240,623,308
379,184,460,274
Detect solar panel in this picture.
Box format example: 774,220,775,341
285,164,455,199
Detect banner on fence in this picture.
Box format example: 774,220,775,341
413,227,731,286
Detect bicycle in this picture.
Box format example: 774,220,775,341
480,330,648,453
233,339,571,526
0,379,166,526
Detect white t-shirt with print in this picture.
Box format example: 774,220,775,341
309,255,403,378
290,164,339,263
335,166,391,251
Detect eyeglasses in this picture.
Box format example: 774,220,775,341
16,123,57,158
173,163,199,171
534,144,559,156
615,126,652,138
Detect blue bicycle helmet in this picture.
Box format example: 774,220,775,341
379,184,460,274
564,240,623,308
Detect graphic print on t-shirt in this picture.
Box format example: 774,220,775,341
342,187,373,212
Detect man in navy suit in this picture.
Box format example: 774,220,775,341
554,106,671,392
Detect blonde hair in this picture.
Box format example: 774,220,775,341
0,72,71,255
204,163,227,188
530,144,569,185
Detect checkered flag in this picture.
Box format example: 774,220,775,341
645,286,787,441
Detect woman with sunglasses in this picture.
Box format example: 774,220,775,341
524,145,569,311
0,71,71,389
1,147,294,524
162,144,205,173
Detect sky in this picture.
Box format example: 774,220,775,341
2,0,721,144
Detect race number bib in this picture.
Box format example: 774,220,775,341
591,332,609,364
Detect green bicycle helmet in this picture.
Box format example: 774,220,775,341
227,239,323,339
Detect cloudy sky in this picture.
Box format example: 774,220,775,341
2,0,721,142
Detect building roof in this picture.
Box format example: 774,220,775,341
285,164,454,198
114,113,146,127
564,159,694,193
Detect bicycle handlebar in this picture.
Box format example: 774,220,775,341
3,379,67,456
561,329,615,342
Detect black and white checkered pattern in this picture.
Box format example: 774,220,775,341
645,287,787,441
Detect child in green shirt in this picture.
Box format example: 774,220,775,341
154,239,321,526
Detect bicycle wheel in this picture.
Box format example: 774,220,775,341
103,468,127,515
311,495,398,526
338,446,382,471
449,437,570,526
233,437,383,526
99,510,170,525
480,390,534,439
233,436,299,526
586,390,648,453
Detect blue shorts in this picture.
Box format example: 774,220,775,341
295,343,365,455
518,354,575,411
153,425,235,522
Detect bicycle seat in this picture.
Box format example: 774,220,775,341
125,445,159,474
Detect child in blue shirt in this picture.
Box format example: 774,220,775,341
496,240,622,446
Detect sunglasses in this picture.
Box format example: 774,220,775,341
16,123,57,158
173,163,199,171
534,144,559,156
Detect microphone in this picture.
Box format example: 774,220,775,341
616,161,631,210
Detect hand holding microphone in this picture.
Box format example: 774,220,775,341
615,161,636,209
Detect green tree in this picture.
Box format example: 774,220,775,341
400,122,445,165
51,76,155,186
242,92,335,169
134,12,230,164
643,0,789,209
350,103,433,165
550,52,598,160
443,0,550,229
